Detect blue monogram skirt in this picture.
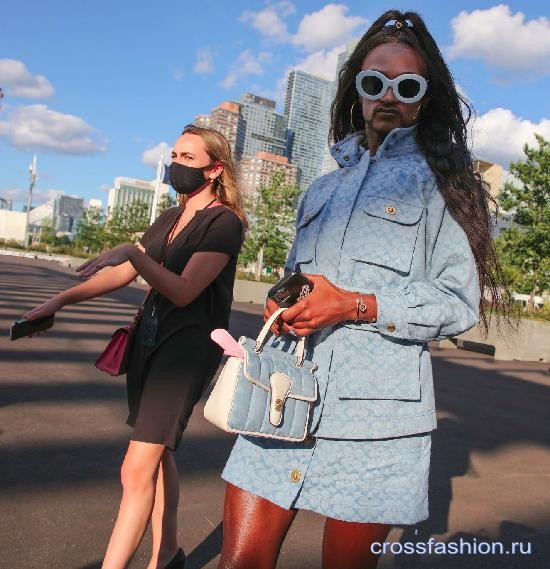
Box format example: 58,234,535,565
222,432,431,524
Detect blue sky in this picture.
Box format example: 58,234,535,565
1,0,549,211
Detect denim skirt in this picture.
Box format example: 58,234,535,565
222,431,431,524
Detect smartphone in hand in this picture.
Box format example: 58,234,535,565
267,273,314,308
9,315,55,341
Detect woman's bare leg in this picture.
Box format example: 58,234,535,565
322,518,391,569
218,483,297,569
101,440,166,569
146,449,181,569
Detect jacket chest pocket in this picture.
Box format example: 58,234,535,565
350,196,423,274
294,197,329,269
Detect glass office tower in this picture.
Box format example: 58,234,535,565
284,70,333,191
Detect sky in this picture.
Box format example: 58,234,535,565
1,0,549,211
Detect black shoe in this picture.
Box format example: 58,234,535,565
164,547,185,569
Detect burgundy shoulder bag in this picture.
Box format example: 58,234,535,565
94,290,151,376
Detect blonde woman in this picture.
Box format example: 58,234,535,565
24,125,247,569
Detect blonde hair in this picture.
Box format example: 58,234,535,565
177,124,248,231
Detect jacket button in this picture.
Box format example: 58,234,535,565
343,155,350,161
303,213,311,222
385,206,396,215
386,324,396,333
291,469,301,483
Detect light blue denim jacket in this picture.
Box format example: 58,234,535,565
276,125,480,439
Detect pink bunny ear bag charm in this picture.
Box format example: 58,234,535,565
210,329,245,359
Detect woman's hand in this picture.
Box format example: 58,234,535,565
76,244,136,279
264,297,293,336
22,296,64,336
264,274,357,337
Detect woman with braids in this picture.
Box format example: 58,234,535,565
24,125,246,569
218,9,507,569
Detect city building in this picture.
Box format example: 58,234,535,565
0,209,26,243
239,151,299,195
106,176,169,219
239,93,287,158
27,194,84,240
322,39,360,176
0,197,13,211
473,159,504,205
284,70,333,190
195,101,246,160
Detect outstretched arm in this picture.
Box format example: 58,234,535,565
23,245,143,320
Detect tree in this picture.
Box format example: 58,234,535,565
105,200,150,248
157,192,177,215
75,206,106,253
495,135,550,305
239,171,301,276
39,217,58,247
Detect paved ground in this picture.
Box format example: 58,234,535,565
1,255,549,569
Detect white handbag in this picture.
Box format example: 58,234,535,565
204,307,318,442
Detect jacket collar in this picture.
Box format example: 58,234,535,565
330,124,419,168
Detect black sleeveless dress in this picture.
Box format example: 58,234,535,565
125,205,243,450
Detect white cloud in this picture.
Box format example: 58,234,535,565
0,105,105,154
194,49,214,74
221,50,271,89
294,45,342,80
240,1,295,42
240,3,366,53
1,187,63,205
448,5,550,78
292,4,367,52
141,142,172,168
469,108,550,168
0,59,55,98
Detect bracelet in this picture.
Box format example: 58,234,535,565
355,295,368,323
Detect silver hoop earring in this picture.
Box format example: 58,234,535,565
350,100,362,132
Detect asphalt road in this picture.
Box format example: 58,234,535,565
1,255,549,569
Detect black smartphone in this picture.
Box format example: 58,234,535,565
267,273,314,308
9,315,55,341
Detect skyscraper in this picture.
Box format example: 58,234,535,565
239,93,287,158
321,39,360,176
239,151,299,196
284,70,333,191
195,101,246,161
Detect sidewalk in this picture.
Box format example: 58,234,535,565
1,256,549,568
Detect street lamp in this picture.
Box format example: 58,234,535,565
150,154,164,225
25,155,38,246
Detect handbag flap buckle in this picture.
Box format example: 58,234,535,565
269,372,292,427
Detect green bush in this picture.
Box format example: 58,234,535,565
236,270,280,284
4,239,25,249
28,243,49,252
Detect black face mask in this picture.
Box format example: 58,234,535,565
169,162,210,195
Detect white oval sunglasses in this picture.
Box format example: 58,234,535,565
355,69,428,104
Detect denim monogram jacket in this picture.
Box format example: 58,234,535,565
276,125,480,440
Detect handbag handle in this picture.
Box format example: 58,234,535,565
254,307,307,367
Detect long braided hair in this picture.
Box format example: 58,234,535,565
331,9,510,328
